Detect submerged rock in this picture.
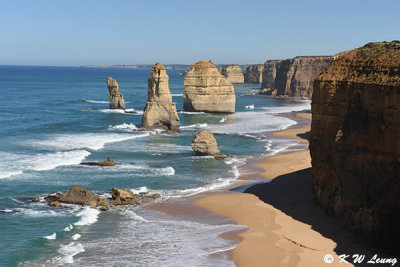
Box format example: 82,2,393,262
220,64,244,84
51,185,108,208
183,61,236,113
80,157,115,167
142,63,180,130
191,131,226,159
310,41,400,253
107,77,126,110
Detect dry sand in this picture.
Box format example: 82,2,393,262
195,113,351,267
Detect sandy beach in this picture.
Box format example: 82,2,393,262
194,113,351,267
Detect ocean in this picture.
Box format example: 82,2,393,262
0,65,310,266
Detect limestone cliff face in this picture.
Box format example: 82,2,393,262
183,61,236,113
260,56,332,98
142,63,180,130
107,77,126,109
244,64,264,83
310,41,400,253
220,64,244,84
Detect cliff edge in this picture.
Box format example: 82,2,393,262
310,41,400,253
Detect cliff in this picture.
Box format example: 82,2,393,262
142,62,180,130
107,77,126,109
260,56,333,98
183,61,236,113
310,41,400,253
244,64,263,83
220,64,244,84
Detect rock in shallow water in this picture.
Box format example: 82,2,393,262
48,185,108,208
80,157,115,167
183,61,236,113
107,77,126,110
142,62,180,130
191,131,226,160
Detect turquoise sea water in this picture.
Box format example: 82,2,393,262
0,66,310,266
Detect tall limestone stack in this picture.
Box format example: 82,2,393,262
183,61,236,113
260,56,333,98
107,77,126,109
142,63,180,130
244,64,264,83
310,41,400,253
220,64,244,84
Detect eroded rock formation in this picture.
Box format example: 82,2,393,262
107,77,126,109
220,64,244,84
244,64,264,83
46,185,108,208
260,56,333,98
310,41,400,253
142,62,180,130
191,131,226,159
183,61,236,113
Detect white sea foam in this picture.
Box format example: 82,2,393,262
179,123,208,129
44,233,56,240
55,242,85,264
64,224,73,232
131,186,149,195
260,100,311,114
108,123,138,132
15,208,65,217
179,111,206,114
219,117,226,123
74,207,100,226
206,112,297,134
0,150,91,179
28,132,150,151
245,104,255,109
81,108,143,115
171,93,183,97
0,209,13,213
84,99,109,104
71,233,81,240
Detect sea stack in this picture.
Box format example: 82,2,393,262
191,131,226,159
244,64,264,83
142,62,180,130
220,64,244,84
107,77,126,110
183,61,235,113
260,56,333,98
310,41,400,253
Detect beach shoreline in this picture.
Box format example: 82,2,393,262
148,112,346,266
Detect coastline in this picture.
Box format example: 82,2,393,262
149,112,346,266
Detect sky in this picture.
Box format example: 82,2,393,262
0,0,399,66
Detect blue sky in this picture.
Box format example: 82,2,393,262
0,0,399,66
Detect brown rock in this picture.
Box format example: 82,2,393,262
56,185,108,207
260,56,333,98
183,61,236,113
111,187,138,206
191,131,226,159
244,64,264,83
310,41,400,253
80,157,115,167
49,201,61,207
220,64,244,84
107,77,126,110
100,206,109,212
142,63,180,130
